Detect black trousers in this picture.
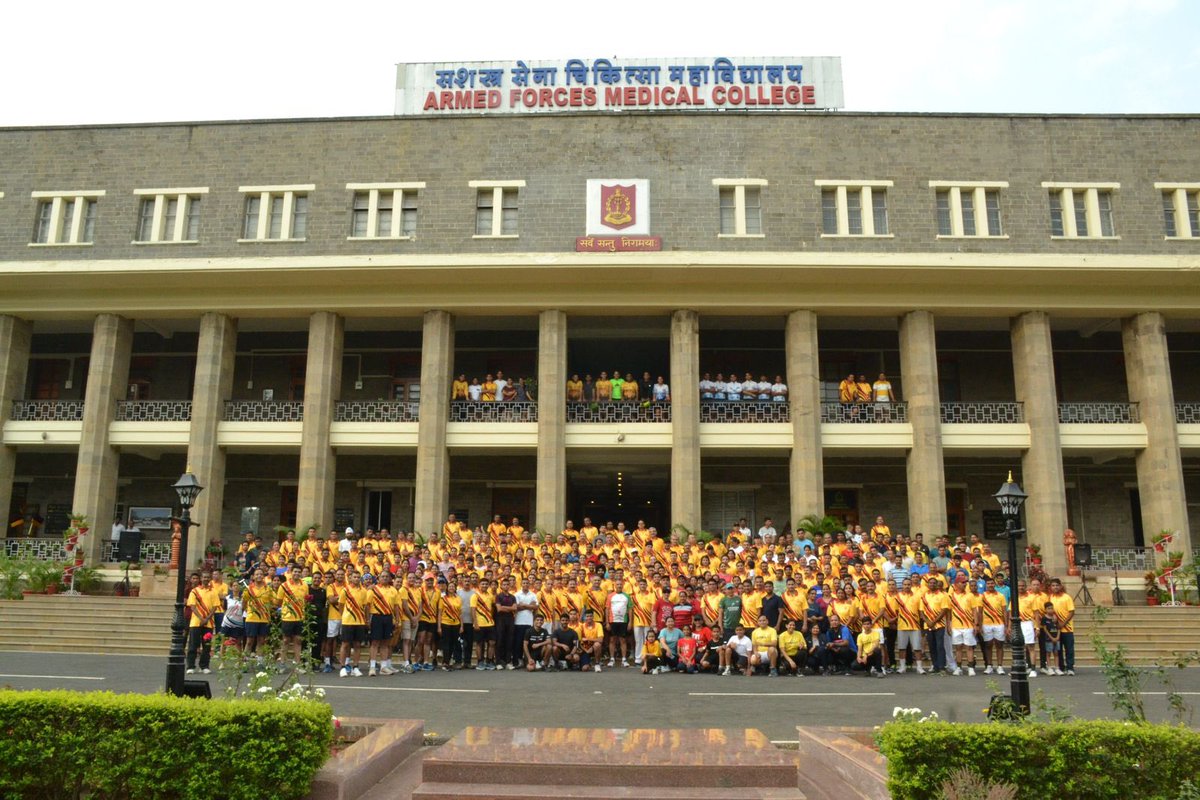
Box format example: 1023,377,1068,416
495,616,515,665
510,623,530,667
186,627,211,670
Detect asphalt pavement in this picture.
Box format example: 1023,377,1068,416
2,651,1199,740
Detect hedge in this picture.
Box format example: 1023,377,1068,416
0,689,333,800
876,719,1200,800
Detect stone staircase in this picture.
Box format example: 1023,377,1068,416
0,595,174,656
1072,606,1200,666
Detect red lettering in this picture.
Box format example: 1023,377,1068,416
488,90,501,109
440,91,454,109
662,86,675,105
423,91,440,111
727,86,742,104
802,85,815,105
784,85,800,105
509,89,521,107
677,86,692,106
554,88,567,106
583,87,597,106
569,87,582,107
605,87,622,105
771,85,783,105
638,87,651,105
539,88,552,106
522,89,538,107
624,87,636,106
712,86,726,105
692,86,705,106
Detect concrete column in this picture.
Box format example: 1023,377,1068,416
74,314,133,563
0,316,32,538
296,312,343,534
535,310,567,535
899,310,947,540
185,313,237,567
786,310,823,528
670,310,701,533
1123,312,1191,557
1011,311,1069,577
414,310,454,537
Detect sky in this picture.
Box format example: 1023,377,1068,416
0,0,1196,126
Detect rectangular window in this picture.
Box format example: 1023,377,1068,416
469,180,524,238
346,183,425,239
1041,183,1119,239
815,181,893,237
1157,185,1200,238
30,191,105,245
713,179,766,237
237,185,314,242
929,183,1007,237
132,189,206,243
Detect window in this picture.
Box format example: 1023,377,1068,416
347,183,424,239
713,179,766,237
930,182,1007,237
1156,183,1200,239
816,181,892,236
237,185,313,242
133,188,206,243
30,191,104,245
1041,182,1118,238
469,180,524,238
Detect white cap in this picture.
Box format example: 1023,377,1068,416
345,527,354,534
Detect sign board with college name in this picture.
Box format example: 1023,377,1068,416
395,57,843,116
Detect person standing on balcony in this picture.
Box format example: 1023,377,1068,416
726,374,743,401
566,374,583,403
595,371,612,403
610,371,625,402
621,373,639,402
451,374,469,401
771,375,788,403
652,376,670,403
481,374,497,402
839,373,857,419
501,380,518,402
581,374,595,402
712,372,727,400
740,372,757,401
872,373,894,404
855,374,873,409
699,372,715,400
467,377,482,402
493,370,508,400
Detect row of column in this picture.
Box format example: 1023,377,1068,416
0,308,1189,571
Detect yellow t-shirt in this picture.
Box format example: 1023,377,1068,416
857,628,881,656
439,593,463,627
419,587,441,623
481,381,497,401
566,379,583,400
369,584,400,618
580,622,604,645
981,591,1007,626
921,591,950,629
242,583,274,624
1049,593,1076,633
642,640,662,658
326,584,344,622
187,585,222,628
278,579,308,622
948,589,980,631
340,586,370,627
740,591,764,628
451,379,469,400
750,626,778,653
778,629,804,657
1018,592,1042,624
896,593,922,632
472,590,496,627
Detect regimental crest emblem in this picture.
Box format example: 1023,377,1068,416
600,184,636,230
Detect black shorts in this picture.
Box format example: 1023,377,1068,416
609,622,629,637
417,620,438,635
369,616,395,642
245,621,271,639
734,654,749,670
281,620,303,637
475,625,495,641
219,625,245,641
341,625,368,645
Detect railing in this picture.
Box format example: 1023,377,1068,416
940,402,1024,424
567,401,671,423
102,540,172,564
1176,403,1200,424
10,400,85,421
700,401,790,423
3,537,171,564
820,402,909,423
115,400,192,422
223,401,304,422
334,401,419,423
450,400,538,423
1057,402,1139,423
1090,546,1153,572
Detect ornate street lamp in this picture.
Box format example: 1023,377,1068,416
165,468,203,697
993,471,1030,714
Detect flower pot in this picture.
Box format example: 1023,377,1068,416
1147,595,1161,606
45,583,59,595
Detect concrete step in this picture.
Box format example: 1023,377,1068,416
0,642,163,656
413,784,804,800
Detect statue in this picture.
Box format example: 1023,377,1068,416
1064,528,1079,577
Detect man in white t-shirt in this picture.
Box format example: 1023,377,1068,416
873,373,894,403
652,377,670,402
339,528,355,553
757,518,778,546
771,375,788,402
740,372,757,400
719,624,753,676
713,373,727,400
725,377,743,401
467,379,483,402
699,373,715,400
494,370,509,402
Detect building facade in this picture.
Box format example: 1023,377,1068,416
0,111,1198,573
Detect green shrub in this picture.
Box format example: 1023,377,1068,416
877,720,1200,800
0,689,333,800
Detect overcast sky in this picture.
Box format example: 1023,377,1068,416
1,0,1195,126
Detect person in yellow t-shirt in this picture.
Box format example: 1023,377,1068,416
367,570,401,676
241,568,274,659
777,619,806,675
748,615,779,676
620,373,639,401
640,629,664,674
185,572,221,673
1016,579,1043,677
565,374,584,403
451,374,469,401
437,579,463,670
1047,578,1076,675
894,579,926,674
920,578,950,673
338,571,370,677
578,610,606,672
947,580,982,677
856,618,885,676
415,574,441,670
481,374,497,402
979,579,1009,676
472,578,497,669
595,371,613,402
277,566,309,667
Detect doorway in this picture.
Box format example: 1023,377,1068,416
366,490,393,532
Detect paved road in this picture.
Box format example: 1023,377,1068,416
2,651,1199,740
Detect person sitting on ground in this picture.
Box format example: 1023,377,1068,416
777,618,806,676
524,613,553,671
641,629,667,675
551,613,581,671
856,617,885,678
748,614,779,677
719,624,753,677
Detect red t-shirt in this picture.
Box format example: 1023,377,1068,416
653,598,674,630
677,637,697,666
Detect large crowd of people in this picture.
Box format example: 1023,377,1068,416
183,515,1076,682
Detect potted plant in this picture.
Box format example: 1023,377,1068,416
1026,543,1043,565
69,513,90,535
72,565,101,594
1145,570,1161,605
0,555,27,599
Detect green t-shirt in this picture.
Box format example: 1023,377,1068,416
719,595,742,632
609,377,625,399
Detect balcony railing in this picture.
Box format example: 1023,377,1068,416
940,402,1024,424
10,400,85,421
700,400,790,423
223,401,304,422
820,402,908,423
1176,403,1200,424
567,401,671,423
1057,402,1140,423
115,400,192,422
1090,546,1153,572
334,401,419,423
450,400,538,423
2,537,171,564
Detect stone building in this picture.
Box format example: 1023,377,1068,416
0,110,1197,574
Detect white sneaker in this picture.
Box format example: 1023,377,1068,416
1028,668,1038,678
634,659,643,666
984,666,994,675
967,667,976,677
351,667,363,677
997,666,1005,675
368,667,378,677
185,668,196,675
897,664,906,674
607,658,615,667
916,666,926,675
202,668,211,674
505,663,514,670
594,664,601,673
622,659,630,668
559,660,568,670
339,667,350,678
952,667,963,676
1065,669,1075,676
1053,668,1063,676
721,667,731,676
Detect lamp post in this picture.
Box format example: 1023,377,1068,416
165,469,203,697
993,471,1030,714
